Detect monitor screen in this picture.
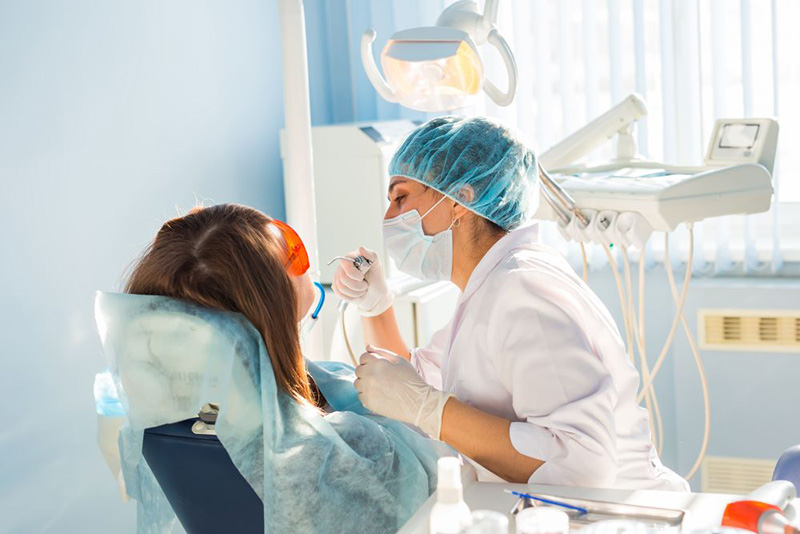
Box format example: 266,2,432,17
719,123,760,149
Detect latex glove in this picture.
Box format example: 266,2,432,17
332,247,394,317
354,345,454,439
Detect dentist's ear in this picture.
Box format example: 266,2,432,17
451,202,470,227
451,186,473,225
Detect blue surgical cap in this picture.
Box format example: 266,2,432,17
389,116,539,231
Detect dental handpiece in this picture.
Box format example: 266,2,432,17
327,255,372,274
327,255,373,314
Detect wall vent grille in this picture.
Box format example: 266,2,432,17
701,456,775,494
700,309,800,352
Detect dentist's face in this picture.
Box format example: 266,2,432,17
385,176,452,235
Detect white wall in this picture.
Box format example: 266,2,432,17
0,2,285,531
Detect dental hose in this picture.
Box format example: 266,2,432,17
327,255,373,367
339,301,358,367
300,281,326,340
311,281,325,319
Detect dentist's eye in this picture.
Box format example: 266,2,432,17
394,195,406,206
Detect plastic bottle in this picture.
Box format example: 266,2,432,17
430,457,472,534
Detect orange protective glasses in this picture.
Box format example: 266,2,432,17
267,219,310,276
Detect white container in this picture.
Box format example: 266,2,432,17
429,457,472,534
515,507,569,534
467,510,510,533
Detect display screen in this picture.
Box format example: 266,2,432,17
719,123,760,149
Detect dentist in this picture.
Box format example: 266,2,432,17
333,116,687,491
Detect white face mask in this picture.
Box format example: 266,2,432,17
382,195,455,282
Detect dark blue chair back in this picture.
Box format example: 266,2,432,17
772,444,800,492
142,418,264,534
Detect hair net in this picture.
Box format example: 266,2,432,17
94,292,452,534
389,116,539,231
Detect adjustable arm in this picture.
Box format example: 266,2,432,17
539,163,589,227
540,94,648,170
483,28,517,107
360,30,396,104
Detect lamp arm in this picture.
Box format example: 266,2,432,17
360,30,396,103
483,28,517,107
482,0,500,27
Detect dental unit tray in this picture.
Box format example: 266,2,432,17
534,117,778,233
511,493,686,528
537,162,773,232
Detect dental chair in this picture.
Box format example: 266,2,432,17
773,445,800,492
142,417,264,534
96,291,440,534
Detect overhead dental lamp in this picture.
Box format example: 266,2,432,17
361,0,517,112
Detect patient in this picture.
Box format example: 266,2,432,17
125,203,325,407
106,203,444,533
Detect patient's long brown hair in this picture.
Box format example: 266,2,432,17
125,203,314,404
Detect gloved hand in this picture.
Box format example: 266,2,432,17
354,345,454,439
332,247,394,317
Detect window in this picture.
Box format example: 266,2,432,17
478,0,799,270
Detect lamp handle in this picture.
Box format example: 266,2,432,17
361,30,396,103
483,28,517,107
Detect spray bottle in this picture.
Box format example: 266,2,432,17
430,457,473,534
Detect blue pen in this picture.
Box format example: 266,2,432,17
504,489,589,515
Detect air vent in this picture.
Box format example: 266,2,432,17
699,309,800,352
701,456,775,494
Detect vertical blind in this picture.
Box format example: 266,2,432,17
486,0,794,274
484,0,800,274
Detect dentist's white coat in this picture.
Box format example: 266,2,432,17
411,224,688,490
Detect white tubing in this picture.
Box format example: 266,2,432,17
663,227,711,481
636,231,693,404
609,227,706,477
580,242,588,282
638,248,646,351
638,248,664,453
339,304,359,367
622,246,663,453
604,247,634,364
